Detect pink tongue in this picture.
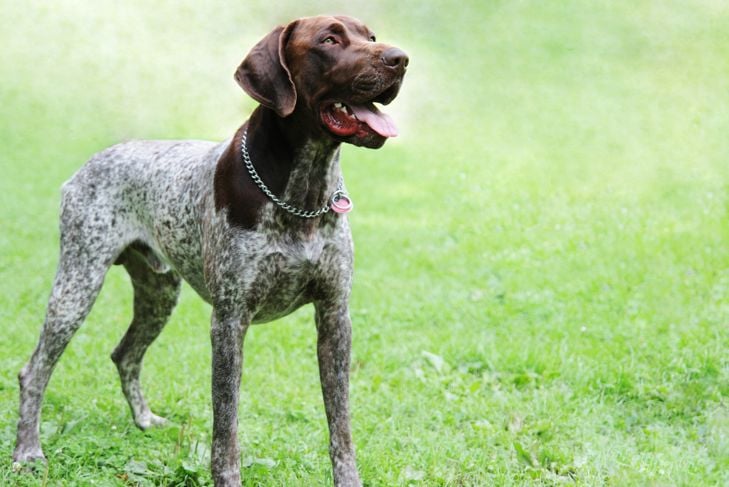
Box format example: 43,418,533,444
349,103,398,137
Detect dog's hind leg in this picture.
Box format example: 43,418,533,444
112,245,181,429
14,232,116,464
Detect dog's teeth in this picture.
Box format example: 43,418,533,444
333,103,350,114
332,102,355,119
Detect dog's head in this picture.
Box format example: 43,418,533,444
235,15,408,149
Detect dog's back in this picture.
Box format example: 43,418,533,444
60,138,225,295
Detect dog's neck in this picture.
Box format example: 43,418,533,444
214,106,342,233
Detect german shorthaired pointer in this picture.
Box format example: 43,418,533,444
13,15,407,486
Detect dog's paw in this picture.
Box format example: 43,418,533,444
12,446,47,473
135,412,170,430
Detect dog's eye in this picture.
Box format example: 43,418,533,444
322,36,338,45
369,35,376,42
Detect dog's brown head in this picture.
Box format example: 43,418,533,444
235,15,408,149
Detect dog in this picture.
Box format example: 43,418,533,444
13,15,407,486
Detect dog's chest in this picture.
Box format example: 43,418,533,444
243,237,329,323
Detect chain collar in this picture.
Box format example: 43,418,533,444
241,128,352,218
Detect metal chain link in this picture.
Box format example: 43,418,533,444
241,129,344,218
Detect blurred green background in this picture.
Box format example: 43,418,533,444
1,0,728,485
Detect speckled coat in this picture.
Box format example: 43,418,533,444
13,14,407,487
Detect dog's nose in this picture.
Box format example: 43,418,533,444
382,48,409,70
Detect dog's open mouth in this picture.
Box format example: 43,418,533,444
321,101,398,139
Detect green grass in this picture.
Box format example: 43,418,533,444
2,0,729,485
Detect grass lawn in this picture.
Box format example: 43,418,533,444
1,0,728,485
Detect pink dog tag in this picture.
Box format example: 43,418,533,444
330,194,353,214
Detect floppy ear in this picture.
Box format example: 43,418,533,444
235,21,298,118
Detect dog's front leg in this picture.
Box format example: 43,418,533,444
210,310,249,486
315,300,361,487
